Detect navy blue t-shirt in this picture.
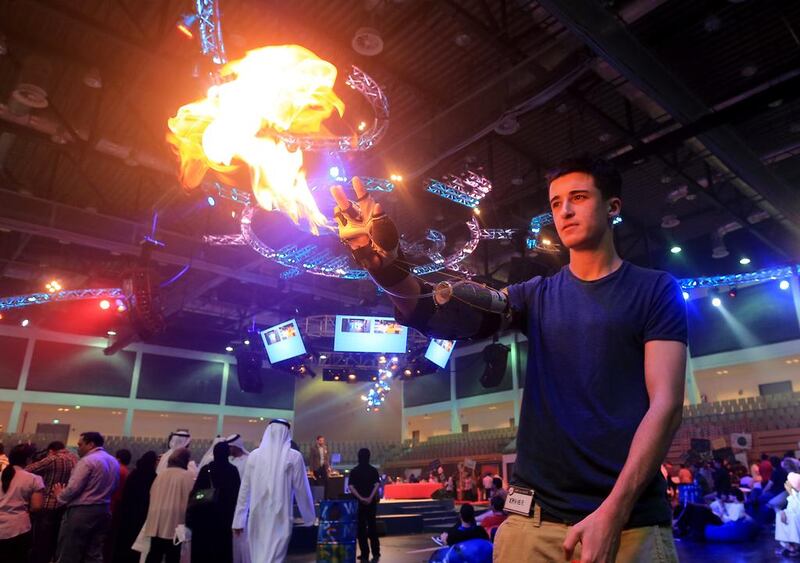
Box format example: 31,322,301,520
506,261,687,527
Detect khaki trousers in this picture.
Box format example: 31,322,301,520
493,504,679,563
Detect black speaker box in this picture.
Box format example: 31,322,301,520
480,343,510,388
235,350,264,393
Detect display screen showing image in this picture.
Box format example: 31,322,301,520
334,315,408,353
259,319,307,364
425,338,456,369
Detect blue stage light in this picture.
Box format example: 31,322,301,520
329,166,340,178
712,297,722,307
780,280,790,291
682,291,689,301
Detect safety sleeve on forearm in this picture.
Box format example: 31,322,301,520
393,278,511,341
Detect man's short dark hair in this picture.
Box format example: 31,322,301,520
316,435,324,440
358,448,371,464
491,495,505,512
546,156,622,200
492,477,503,489
80,432,104,448
116,449,132,465
459,503,476,523
761,453,769,461
47,441,65,451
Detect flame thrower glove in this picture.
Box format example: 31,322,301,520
334,192,410,287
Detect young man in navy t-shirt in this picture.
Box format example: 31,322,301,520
331,157,687,562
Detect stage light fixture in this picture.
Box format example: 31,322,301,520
728,288,737,298
107,330,116,336
46,280,62,293
348,373,357,380
207,196,216,207
225,345,234,352
712,297,722,307
473,207,481,215
780,280,790,290
21,319,29,327
682,291,690,301
99,300,111,310
739,257,751,265
358,121,367,131
176,13,197,38
329,166,340,178
670,246,682,254
243,339,250,346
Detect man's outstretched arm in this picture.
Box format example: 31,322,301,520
330,178,515,339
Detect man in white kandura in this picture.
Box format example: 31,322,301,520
157,430,198,475
232,419,315,563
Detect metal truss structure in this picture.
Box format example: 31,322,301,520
0,288,124,311
411,217,481,277
480,229,519,240
425,170,493,209
194,0,227,65
679,265,799,291
278,66,390,153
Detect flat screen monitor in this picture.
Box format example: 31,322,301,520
425,338,456,369
333,315,408,353
259,319,307,364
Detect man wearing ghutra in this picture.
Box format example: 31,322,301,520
232,419,315,562
157,430,197,475
225,434,249,480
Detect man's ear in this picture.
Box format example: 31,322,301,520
607,197,622,218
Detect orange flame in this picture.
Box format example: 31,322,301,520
167,45,346,234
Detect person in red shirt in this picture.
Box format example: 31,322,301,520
478,496,508,538
760,453,774,484
110,450,131,515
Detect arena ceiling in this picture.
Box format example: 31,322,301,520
0,0,798,351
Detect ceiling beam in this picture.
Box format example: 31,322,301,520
0,187,363,306
536,0,800,242
569,90,792,258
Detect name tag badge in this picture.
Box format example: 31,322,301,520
504,485,534,516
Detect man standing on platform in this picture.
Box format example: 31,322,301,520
310,435,330,498
348,448,381,563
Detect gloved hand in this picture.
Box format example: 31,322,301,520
330,177,401,271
